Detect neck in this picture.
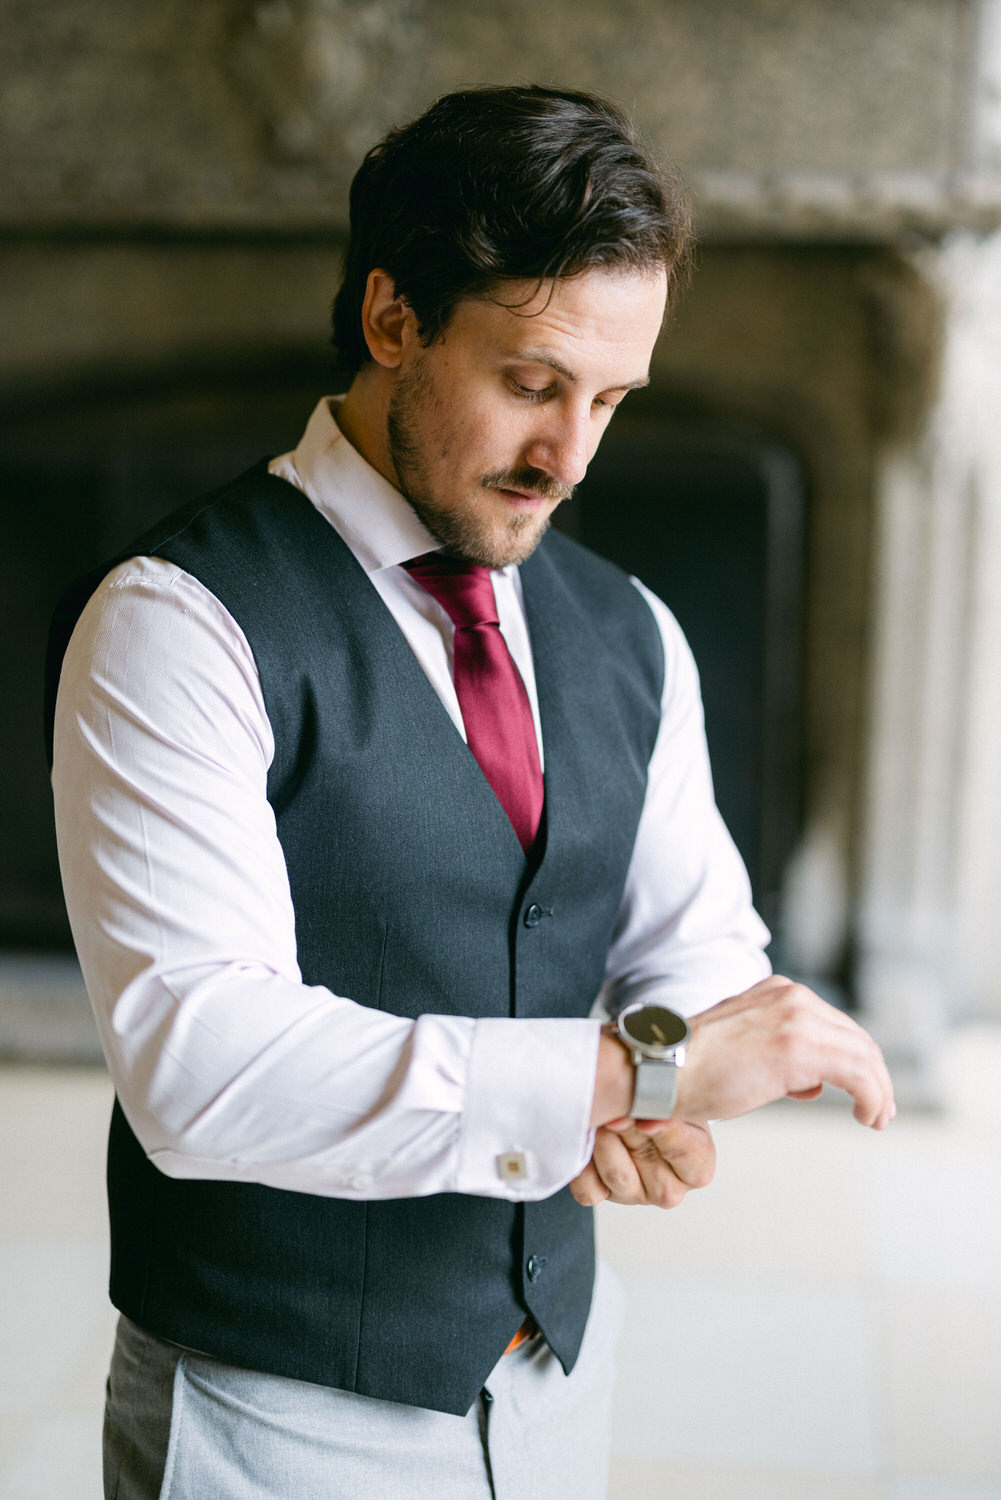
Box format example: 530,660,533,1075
337,366,398,489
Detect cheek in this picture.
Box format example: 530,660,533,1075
452,406,522,470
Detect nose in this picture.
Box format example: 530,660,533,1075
523,405,592,489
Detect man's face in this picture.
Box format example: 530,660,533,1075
386,266,667,569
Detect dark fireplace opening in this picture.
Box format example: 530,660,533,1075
562,404,807,963
3,354,332,953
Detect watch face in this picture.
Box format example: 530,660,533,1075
621,1005,689,1050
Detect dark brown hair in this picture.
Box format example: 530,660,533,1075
331,84,692,373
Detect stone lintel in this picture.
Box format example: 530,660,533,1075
5,169,1001,245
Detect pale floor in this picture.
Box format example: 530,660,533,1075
1,1030,1000,1500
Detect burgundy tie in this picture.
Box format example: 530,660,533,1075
405,555,544,854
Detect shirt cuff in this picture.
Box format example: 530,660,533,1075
455,1016,601,1200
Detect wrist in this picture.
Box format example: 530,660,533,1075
589,1027,634,1128
669,1020,709,1123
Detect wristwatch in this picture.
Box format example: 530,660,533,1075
614,1001,691,1119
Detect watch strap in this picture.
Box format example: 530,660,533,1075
630,1055,682,1120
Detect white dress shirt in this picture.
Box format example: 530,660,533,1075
52,398,770,1204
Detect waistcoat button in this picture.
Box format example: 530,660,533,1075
526,1254,547,1282
524,904,543,928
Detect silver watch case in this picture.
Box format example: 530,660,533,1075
615,1001,691,1120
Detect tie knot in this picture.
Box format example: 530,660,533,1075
404,554,499,629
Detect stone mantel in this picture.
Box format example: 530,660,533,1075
7,166,1001,244
5,0,1001,242
690,170,1001,243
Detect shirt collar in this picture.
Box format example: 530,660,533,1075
289,396,441,574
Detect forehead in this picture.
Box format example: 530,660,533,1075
447,266,668,377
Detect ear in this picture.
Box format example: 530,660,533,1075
360,269,413,369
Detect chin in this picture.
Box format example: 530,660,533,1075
473,517,551,570
417,503,552,570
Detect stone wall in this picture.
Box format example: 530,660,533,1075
3,0,995,237
6,0,1001,1056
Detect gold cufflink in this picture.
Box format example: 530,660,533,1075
497,1152,527,1180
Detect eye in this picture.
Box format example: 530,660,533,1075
509,379,554,403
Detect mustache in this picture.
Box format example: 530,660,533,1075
481,468,575,504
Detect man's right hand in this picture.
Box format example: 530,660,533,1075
665,975,896,1131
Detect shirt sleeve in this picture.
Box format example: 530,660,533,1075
52,559,597,1203
597,580,773,1021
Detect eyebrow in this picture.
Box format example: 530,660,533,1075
512,347,651,392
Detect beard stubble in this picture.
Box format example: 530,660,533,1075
386,356,570,569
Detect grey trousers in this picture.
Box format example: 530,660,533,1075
103,1261,625,1500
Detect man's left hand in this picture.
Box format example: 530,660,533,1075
568,1118,715,1208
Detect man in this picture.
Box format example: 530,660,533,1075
48,85,894,1499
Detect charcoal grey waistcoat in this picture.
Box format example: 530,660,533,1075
47,461,665,1416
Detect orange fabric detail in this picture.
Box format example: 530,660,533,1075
503,1317,538,1354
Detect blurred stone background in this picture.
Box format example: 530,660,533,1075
5,0,1001,1076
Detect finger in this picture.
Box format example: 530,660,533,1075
644,1119,715,1189
603,1119,714,1204
853,1064,896,1130
592,1129,647,1205
834,1029,895,1128
569,1159,611,1207
627,1117,674,1136
799,1021,895,1129
738,985,895,1128
617,1133,694,1209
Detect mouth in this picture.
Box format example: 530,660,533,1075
494,488,551,511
